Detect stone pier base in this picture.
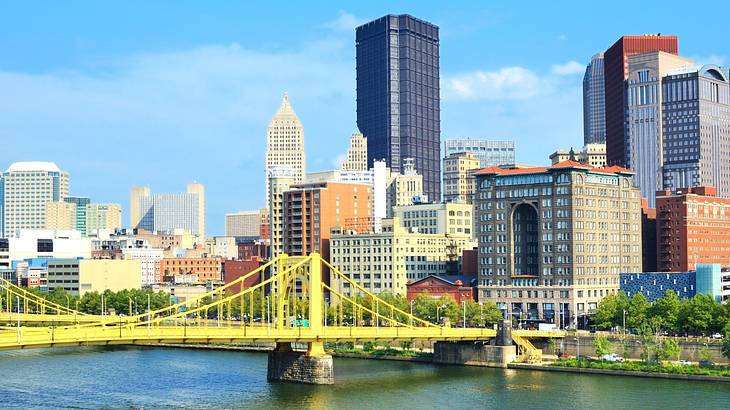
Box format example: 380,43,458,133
267,343,334,384
433,341,516,368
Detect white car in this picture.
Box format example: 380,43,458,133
601,353,624,362
711,333,723,339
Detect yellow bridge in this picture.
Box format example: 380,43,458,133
0,253,562,383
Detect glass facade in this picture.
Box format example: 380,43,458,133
443,139,515,168
356,14,441,202
661,66,730,197
64,197,90,235
583,53,606,145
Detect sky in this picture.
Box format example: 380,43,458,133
1,1,727,235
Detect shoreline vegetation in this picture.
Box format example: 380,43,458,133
547,357,730,378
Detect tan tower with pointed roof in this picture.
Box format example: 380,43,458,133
341,129,368,171
265,93,305,202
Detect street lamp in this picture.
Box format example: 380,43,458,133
622,309,627,335
574,337,580,360
479,302,483,328
436,304,446,325
462,300,466,329
410,300,416,326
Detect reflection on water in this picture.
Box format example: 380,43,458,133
0,346,728,409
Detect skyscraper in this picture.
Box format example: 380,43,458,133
356,14,441,202
625,51,693,207
1,162,69,238
582,53,606,144
443,139,515,168
661,65,730,197
130,184,205,237
265,93,305,203
86,203,122,233
341,130,368,171
604,35,679,166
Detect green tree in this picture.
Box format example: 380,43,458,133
627,293,650,330
593,293,620,330
678,294,715,335
593,335,613,356
648,290,681,334
722,322,730,361
657,339,681,362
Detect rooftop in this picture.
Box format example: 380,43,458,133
5,161,61,173
474,160,632,176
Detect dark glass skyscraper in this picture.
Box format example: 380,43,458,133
356,14,441,201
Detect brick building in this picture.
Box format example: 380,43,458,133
222,259,263,293
407,275,475,303
282,182,372,261
656,186,730,271
160,257,222,283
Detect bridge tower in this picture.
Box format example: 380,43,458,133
267,252,334,384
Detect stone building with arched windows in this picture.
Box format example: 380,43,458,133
473,160,642,329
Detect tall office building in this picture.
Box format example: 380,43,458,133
625,52,693,207
583,53,606,144
44,201,77,231
1,162,69,238
129,186,150,229
604,35,679,166
265,93,305,203
130,184,205,237
662,65,730,197
356,14,441,202
64,197,90,235
86,204,122,233
386,158,424,215
443,139,515,168
341,130,368,171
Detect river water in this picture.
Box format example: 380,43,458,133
0,346,727,409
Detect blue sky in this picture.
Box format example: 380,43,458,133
1,1,726,235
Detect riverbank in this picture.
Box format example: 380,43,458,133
508,359,730,384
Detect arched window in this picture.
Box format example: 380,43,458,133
622,179,630,188
449,210,456,216
575,175,584,184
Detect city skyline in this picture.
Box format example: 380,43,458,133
2,2,728,235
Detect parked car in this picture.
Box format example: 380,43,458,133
711,333,723,339
679,360,693,366
601,353,624,362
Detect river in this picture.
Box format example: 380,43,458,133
0,346,727,409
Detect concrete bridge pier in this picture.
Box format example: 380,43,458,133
267,342,334,384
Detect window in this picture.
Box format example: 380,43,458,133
37,239,53,253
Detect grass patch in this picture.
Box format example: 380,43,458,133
550,358,730,377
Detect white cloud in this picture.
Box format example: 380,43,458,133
323,10,364,32
551,61,584,76
442,67,543,101
0,37,358,233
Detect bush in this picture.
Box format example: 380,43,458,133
363,341,377,352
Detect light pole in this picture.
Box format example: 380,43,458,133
147,294,151,337
574,337,580,360
410,300,415,326
16,296,20,343
479,302,483,327
65,294,70,311
128,297,133,317
462,301,466,329
101,293,105,321
622,309,627,335
436,304,446,325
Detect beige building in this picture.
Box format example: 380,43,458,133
475,161,642,327
393,202,473,236
45,201,77,231
78,259,142,296
268,167,296,257
386,158,424,215
341,130,368,171
549,143,607,168
86,203,122,233
329,218,477,296
443,152,480,203
265,93,305,203
134,229,198,257
626,51,694,207
1,162,69,237
129,186,150,230
225,210,260,237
